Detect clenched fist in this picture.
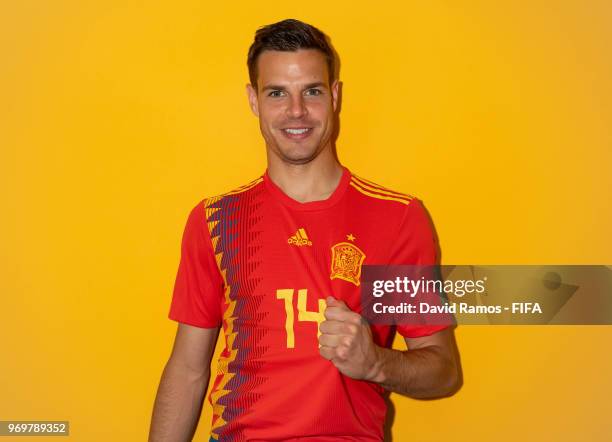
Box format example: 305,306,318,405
318,296,382,381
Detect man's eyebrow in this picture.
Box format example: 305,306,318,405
261,82,327,92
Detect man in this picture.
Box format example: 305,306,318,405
149,18,460,442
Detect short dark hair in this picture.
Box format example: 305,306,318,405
247,19,336,90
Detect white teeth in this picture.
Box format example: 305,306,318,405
284,128,309,134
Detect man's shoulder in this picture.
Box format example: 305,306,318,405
201,175,265,206
184,175,264,224
348,171,418,208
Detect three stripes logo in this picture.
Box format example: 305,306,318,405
288,228,313,246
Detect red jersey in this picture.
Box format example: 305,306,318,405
168,166,447,441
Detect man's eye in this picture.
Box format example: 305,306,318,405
305,89,322,96
268,90,284,97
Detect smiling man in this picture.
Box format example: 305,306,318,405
149,19,460,442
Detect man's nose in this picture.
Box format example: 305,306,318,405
287,95,307,119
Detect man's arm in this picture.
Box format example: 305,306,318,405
319,297,460,399
149,323,219,442
371,328,459,398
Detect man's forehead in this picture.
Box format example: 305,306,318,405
257,49,329,84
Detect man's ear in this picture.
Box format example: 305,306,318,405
331,79,340,112
246,83,259,117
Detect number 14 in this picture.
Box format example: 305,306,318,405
276,289,326,348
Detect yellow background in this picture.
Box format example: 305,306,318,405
1,1,611,440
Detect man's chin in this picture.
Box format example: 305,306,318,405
282,156,317,165
275,145,322,165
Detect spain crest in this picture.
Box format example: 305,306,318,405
330,242,366,286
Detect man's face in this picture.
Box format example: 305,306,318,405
246,49,339,165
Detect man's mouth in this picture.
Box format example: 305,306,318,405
281,127,313,140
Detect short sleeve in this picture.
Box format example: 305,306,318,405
388,198,450,338
168,200,224,328
387,198,438,266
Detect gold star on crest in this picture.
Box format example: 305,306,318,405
346,233,356,241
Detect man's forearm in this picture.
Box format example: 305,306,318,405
370,344,458,399
149,358,210,442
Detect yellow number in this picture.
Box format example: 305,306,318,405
276,289,295,348
276,289,327,348
297,289,326,340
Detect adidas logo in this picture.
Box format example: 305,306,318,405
288,228,313,246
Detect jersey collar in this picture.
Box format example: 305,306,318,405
263,166,351,211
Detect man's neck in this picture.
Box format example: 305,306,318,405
266,151,344,203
